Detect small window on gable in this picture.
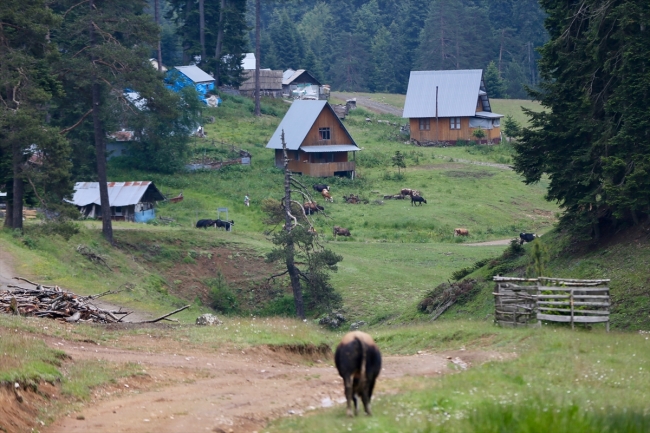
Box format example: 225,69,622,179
319,127,331,140
450,117,461,130
419,118,430,131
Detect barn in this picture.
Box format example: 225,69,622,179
239,69,283,98
403,69,504,145
282,69,324,100
69,181,165,223
266,100,360,178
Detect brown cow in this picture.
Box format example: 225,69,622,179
304,201,324,215
334,331,382,417
454,228,469,236
333,226,351,237
400,188,420,197
322,189,334,203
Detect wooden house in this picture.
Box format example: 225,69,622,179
282,69,323,100
69,181,165,223
266,100,360,178
403,70,504,145
239,69,283,98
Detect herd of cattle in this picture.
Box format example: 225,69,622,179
195,218,235,231
194,184,540,244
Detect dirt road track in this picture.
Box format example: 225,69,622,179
43,335,509,433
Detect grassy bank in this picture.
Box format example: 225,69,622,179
268,322,650,433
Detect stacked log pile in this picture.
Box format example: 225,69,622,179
1,277,190,324
1,278,130,323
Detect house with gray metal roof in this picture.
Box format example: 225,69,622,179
403,69,504,145
166,65,215,102
282,69,323,100
266,100,360,178
69,181,165,223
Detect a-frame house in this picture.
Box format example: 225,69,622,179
266,100,360,178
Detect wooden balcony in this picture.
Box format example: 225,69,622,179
287,160,355,177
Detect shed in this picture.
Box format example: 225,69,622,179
69,181,165,223
165,65,215,102
266,100,360,178
282,69,323,100
238,69,283,98
403,69,504,145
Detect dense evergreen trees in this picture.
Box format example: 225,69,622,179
513,0,650,237
255,0,547,96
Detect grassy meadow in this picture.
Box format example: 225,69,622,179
3,92,649,430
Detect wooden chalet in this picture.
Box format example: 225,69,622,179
403,70,504,145
266,100,360,178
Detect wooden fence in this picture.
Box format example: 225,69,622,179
493,277,611,331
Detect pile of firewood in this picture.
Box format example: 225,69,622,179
1,278,130,323
1,277,190,324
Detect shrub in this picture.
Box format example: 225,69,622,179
207,273,239,314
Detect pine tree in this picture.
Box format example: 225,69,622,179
0,1,72,230
513,0,650,237
484,61,508,98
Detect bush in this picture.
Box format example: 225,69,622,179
35,220,80,241
207,273,239,314
451,258,492,281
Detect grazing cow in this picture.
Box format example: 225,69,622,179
333,226,351,237
454,228,469,237
411,196,427,206
313,184,330,193
519,232,538,245
304,201,325,215
334,331,382,417
400,188,420,197
196,219,216,229
322,189,334,203
215,219,235,231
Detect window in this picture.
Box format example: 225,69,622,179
319,127,331,140
419,118,430,131
450,117,461,130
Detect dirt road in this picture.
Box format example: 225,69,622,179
331,92,403,117
43,334,508,433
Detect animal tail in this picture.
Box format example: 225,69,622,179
356,337,367,387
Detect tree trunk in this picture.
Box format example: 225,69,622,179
254,0,261,116
155,0,163,72
11,143,23,231
90,0,113,244
3,181,12,228
214,0,226,86
199,0,206,62
183,0,193,64
281,131,304,318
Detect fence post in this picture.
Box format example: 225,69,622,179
570,288,574,330
537,279,542,327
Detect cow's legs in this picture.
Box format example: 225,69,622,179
344,376,354,417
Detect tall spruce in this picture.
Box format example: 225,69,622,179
51,0,162,243
513,0,650,237
0,1,72,230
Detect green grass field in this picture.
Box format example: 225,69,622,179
3,92,650,430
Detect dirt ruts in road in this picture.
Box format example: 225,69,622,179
43,335,510,433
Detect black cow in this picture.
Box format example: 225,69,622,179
411,196,427,206
313,184,331,193
519,232,538,245
335,331,382,417
196,219,216,229
215,219,235,231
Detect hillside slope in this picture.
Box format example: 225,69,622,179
439,224,650,330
